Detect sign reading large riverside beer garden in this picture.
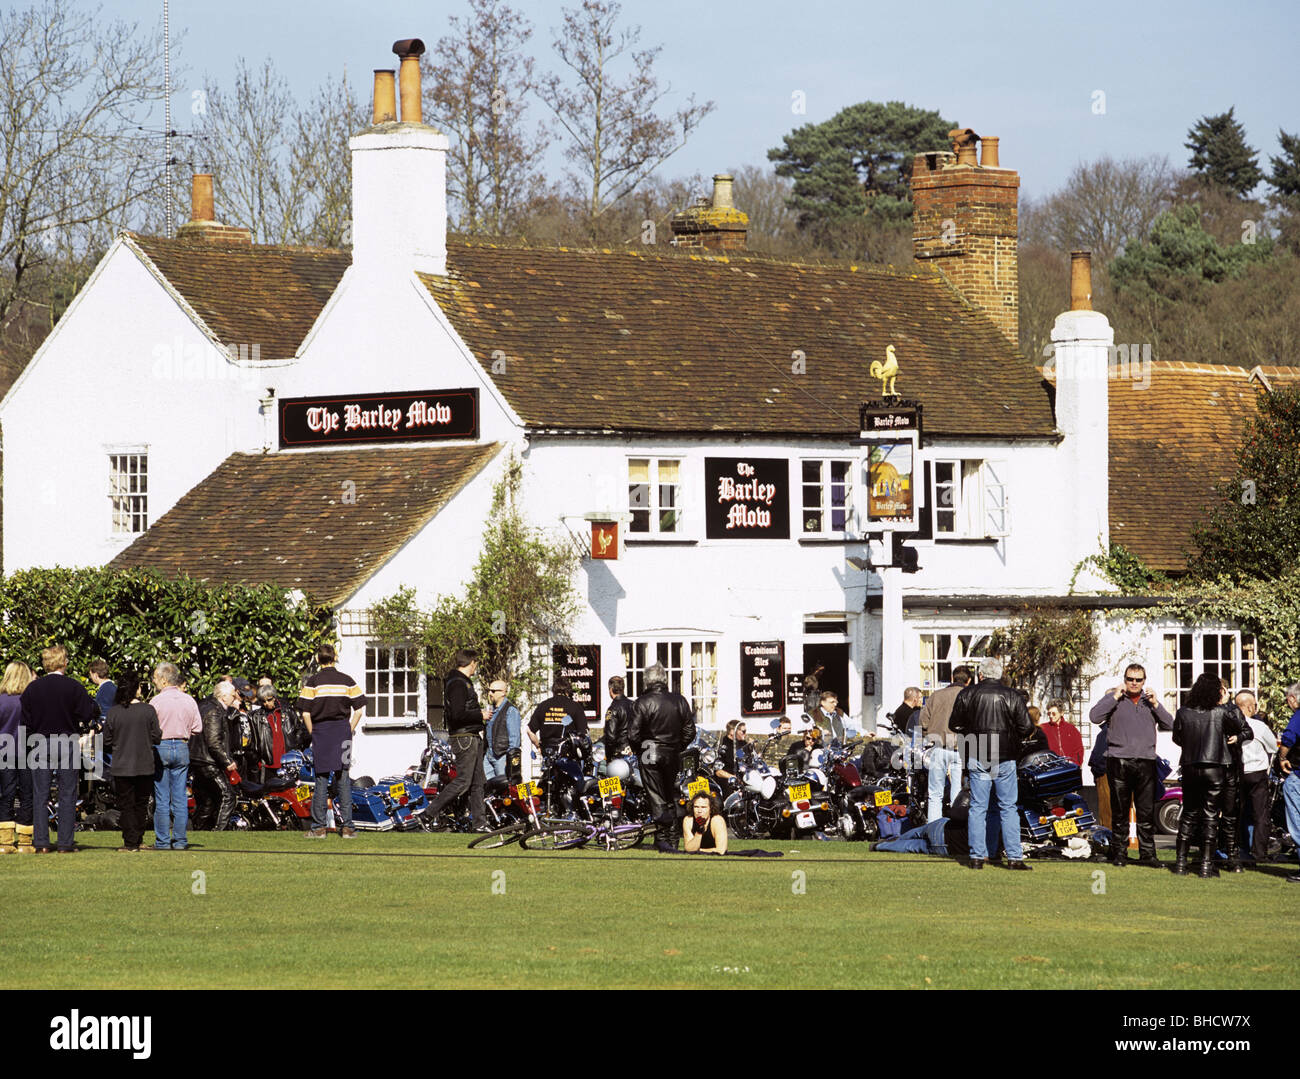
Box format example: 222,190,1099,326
705,458,791,539
740,641,785,716
279,389,479,448
553,644,601,720
858,402,921,532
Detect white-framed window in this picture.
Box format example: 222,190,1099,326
365,644,423,719
929,459,1008,538
917,631,993,692
108,449,149,535
1162,630,1258,713
621,639,718,725
800,458,854,535
628,458,681,534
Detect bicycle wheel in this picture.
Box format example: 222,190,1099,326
603,822,650,850
519,819,593,851
467,821,529,849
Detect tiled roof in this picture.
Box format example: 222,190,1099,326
128,234,350,361
109,443,501,604
1109,364,1300,571
425,242,1057,439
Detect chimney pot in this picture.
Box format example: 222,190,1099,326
949,127,980,167
191,173,215,222
980,136,1000,168
393,38,426,123
1070,251,1093,311
711,173,735,210
372,69,397,124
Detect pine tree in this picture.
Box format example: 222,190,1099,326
1184,107,1263,196
1267,129,1300,198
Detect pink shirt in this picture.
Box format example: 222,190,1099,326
150,686,202,741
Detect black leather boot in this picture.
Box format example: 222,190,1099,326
1199,824,1220,878
1171,837,1189,875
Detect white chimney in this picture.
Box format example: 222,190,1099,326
1050,251,1113,589
349,38,449,277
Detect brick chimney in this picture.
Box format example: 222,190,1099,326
349,38,449,276
176,173,253,245
670,174,748,250
911,129,1019,346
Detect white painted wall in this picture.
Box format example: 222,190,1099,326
0,241,271,574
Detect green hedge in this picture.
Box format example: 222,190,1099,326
0,566,333,695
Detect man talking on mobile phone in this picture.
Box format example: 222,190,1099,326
1088,663,1174,868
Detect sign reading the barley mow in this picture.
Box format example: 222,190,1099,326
705,458,791,539
279,388,479,448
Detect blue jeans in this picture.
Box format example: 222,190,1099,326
32,765,79,850
311,770,353,829
1283,770,1300,860
927,747,962,823
878,818,950,855
153,740,190,848
483,752,507,782
968,758,1022,861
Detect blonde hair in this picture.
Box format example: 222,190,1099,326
40,645,68,672
1028,706,1041,724
0,660,35,695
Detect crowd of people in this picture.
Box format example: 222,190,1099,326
861,659,1299,879
0,643,356,852
4,640,1299,877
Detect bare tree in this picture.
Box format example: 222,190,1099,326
0,0,165,324
291,72,366,247
1023,155,1178,267
537,0,714,223
425,0,549,235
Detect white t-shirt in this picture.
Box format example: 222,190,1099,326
1241,717,1278,774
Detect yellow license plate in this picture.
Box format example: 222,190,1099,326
388,783,405,798
687,778,710,797
295,784,312,803
788,782,811,802
516,781,537,799
1052,817,1078,837
873,790,892,807
598,776,623,798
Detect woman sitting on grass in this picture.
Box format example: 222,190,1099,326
682,792,728,855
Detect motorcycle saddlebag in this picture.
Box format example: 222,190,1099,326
1018,752,1082,798
350,775,426,831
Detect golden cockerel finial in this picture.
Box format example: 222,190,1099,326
870,344,900,397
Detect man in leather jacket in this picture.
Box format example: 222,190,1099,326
603,676,635,759
629,663,696,852
190,681,241,829
949,659,1035,870
424,649,487,830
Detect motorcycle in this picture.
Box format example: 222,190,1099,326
824,739,897,842
1016,747,1100,859
228,750,317,831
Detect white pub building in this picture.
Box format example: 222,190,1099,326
0,40,1281,778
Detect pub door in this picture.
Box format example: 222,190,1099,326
802,642,849,708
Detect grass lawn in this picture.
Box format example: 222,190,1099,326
1,832,1293,990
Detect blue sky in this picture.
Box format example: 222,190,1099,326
107,0,1299,202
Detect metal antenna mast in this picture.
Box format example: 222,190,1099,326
164,0,173,237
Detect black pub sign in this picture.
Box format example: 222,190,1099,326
705,458,791,539
740,641,786,717
279,388,479,448
553,644,601,720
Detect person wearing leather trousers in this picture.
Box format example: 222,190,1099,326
629,663,696,852
1172,672,1252,878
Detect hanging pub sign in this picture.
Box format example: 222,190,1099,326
553,644,600,720
591,521,618,560
705,458,791,539
740,641,785,717
858,401,922,532
279,388,479,448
